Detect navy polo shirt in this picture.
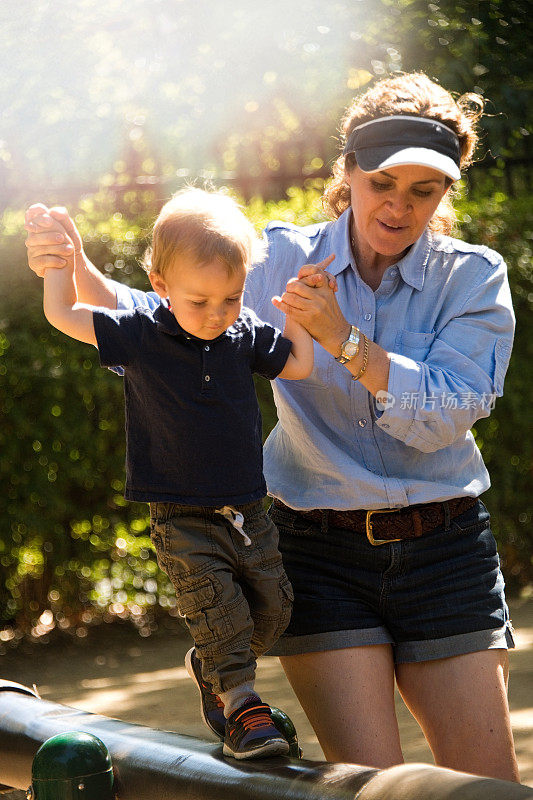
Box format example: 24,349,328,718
93,301,292,506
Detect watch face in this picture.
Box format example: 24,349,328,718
344,341,359,359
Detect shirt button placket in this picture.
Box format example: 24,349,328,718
355,289,384,477
202,343,213,388
360,284,376,341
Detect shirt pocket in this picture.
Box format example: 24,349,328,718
395,330,436,361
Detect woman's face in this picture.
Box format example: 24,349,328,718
347,164,450,265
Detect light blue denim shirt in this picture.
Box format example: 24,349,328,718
113,208,514,511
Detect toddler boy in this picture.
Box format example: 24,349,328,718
42,188,313,759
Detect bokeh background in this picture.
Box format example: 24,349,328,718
0,0,531,645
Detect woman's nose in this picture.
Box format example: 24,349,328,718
387,192,412,215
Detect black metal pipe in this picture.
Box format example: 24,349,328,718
0,680,531,800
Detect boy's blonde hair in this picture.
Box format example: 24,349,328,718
143,187,265,277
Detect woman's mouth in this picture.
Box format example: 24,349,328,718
377,219,407,233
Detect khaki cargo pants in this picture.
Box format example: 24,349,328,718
149,499,293,695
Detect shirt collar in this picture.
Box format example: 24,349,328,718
154,300,183,336
327,208,354,277
394,227,432,291
153,299,235,342
328,207,432,291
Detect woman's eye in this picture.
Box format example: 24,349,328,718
190,300,206,306
370,180,391,192
226,298,240,304
412,188,434,198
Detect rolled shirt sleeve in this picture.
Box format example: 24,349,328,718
375,253,515,453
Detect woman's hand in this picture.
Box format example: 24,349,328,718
272,254,350,357
25,204,83,277
25,204,117,309
296,254,338,292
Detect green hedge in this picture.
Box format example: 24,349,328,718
0,189,531,643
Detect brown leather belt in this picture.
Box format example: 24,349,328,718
272,496,479,546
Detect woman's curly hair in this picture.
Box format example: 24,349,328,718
322,72,484,234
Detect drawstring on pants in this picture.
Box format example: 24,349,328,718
216,506,252,546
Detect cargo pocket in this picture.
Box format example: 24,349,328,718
274,573,294,640
176,575,232,646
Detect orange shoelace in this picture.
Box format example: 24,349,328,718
234,704,273,732
202,682,224,709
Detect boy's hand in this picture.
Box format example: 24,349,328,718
296,254,337,292
271,253,349,352
25,204,83,277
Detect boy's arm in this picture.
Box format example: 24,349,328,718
277,316,314,380
26,204,118,309
43,260,97,346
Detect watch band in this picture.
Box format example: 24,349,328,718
351,332,369,381
335,325,360,365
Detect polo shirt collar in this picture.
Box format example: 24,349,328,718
154,300,183,336
153,299,233,342
328,207,431,290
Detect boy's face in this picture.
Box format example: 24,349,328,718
149,255,246,340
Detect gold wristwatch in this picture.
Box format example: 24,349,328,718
335,325,360,365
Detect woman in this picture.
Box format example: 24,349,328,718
25,72,519,781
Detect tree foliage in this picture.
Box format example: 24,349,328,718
0,0,530,208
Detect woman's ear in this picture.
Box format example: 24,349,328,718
148,271,168,299
344,152,357,182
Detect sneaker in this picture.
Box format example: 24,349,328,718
223,697,290,760
185,647,226,739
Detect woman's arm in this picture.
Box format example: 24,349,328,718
43,258,97,346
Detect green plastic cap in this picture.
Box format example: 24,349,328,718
30,732,114,800
32,732,111,780
270,707,302,758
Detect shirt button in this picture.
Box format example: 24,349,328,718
364,313,372,321
382,423,390,429
204,345,210,351
391,267,398,275
358,418,367,427
205,375,210,382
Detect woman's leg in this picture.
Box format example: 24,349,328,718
396,649,520,782
280,644,403,767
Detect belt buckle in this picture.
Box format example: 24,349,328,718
365,509,402,546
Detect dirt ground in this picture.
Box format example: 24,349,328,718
1,596,532,789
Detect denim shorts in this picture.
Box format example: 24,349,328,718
267,498,514,663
